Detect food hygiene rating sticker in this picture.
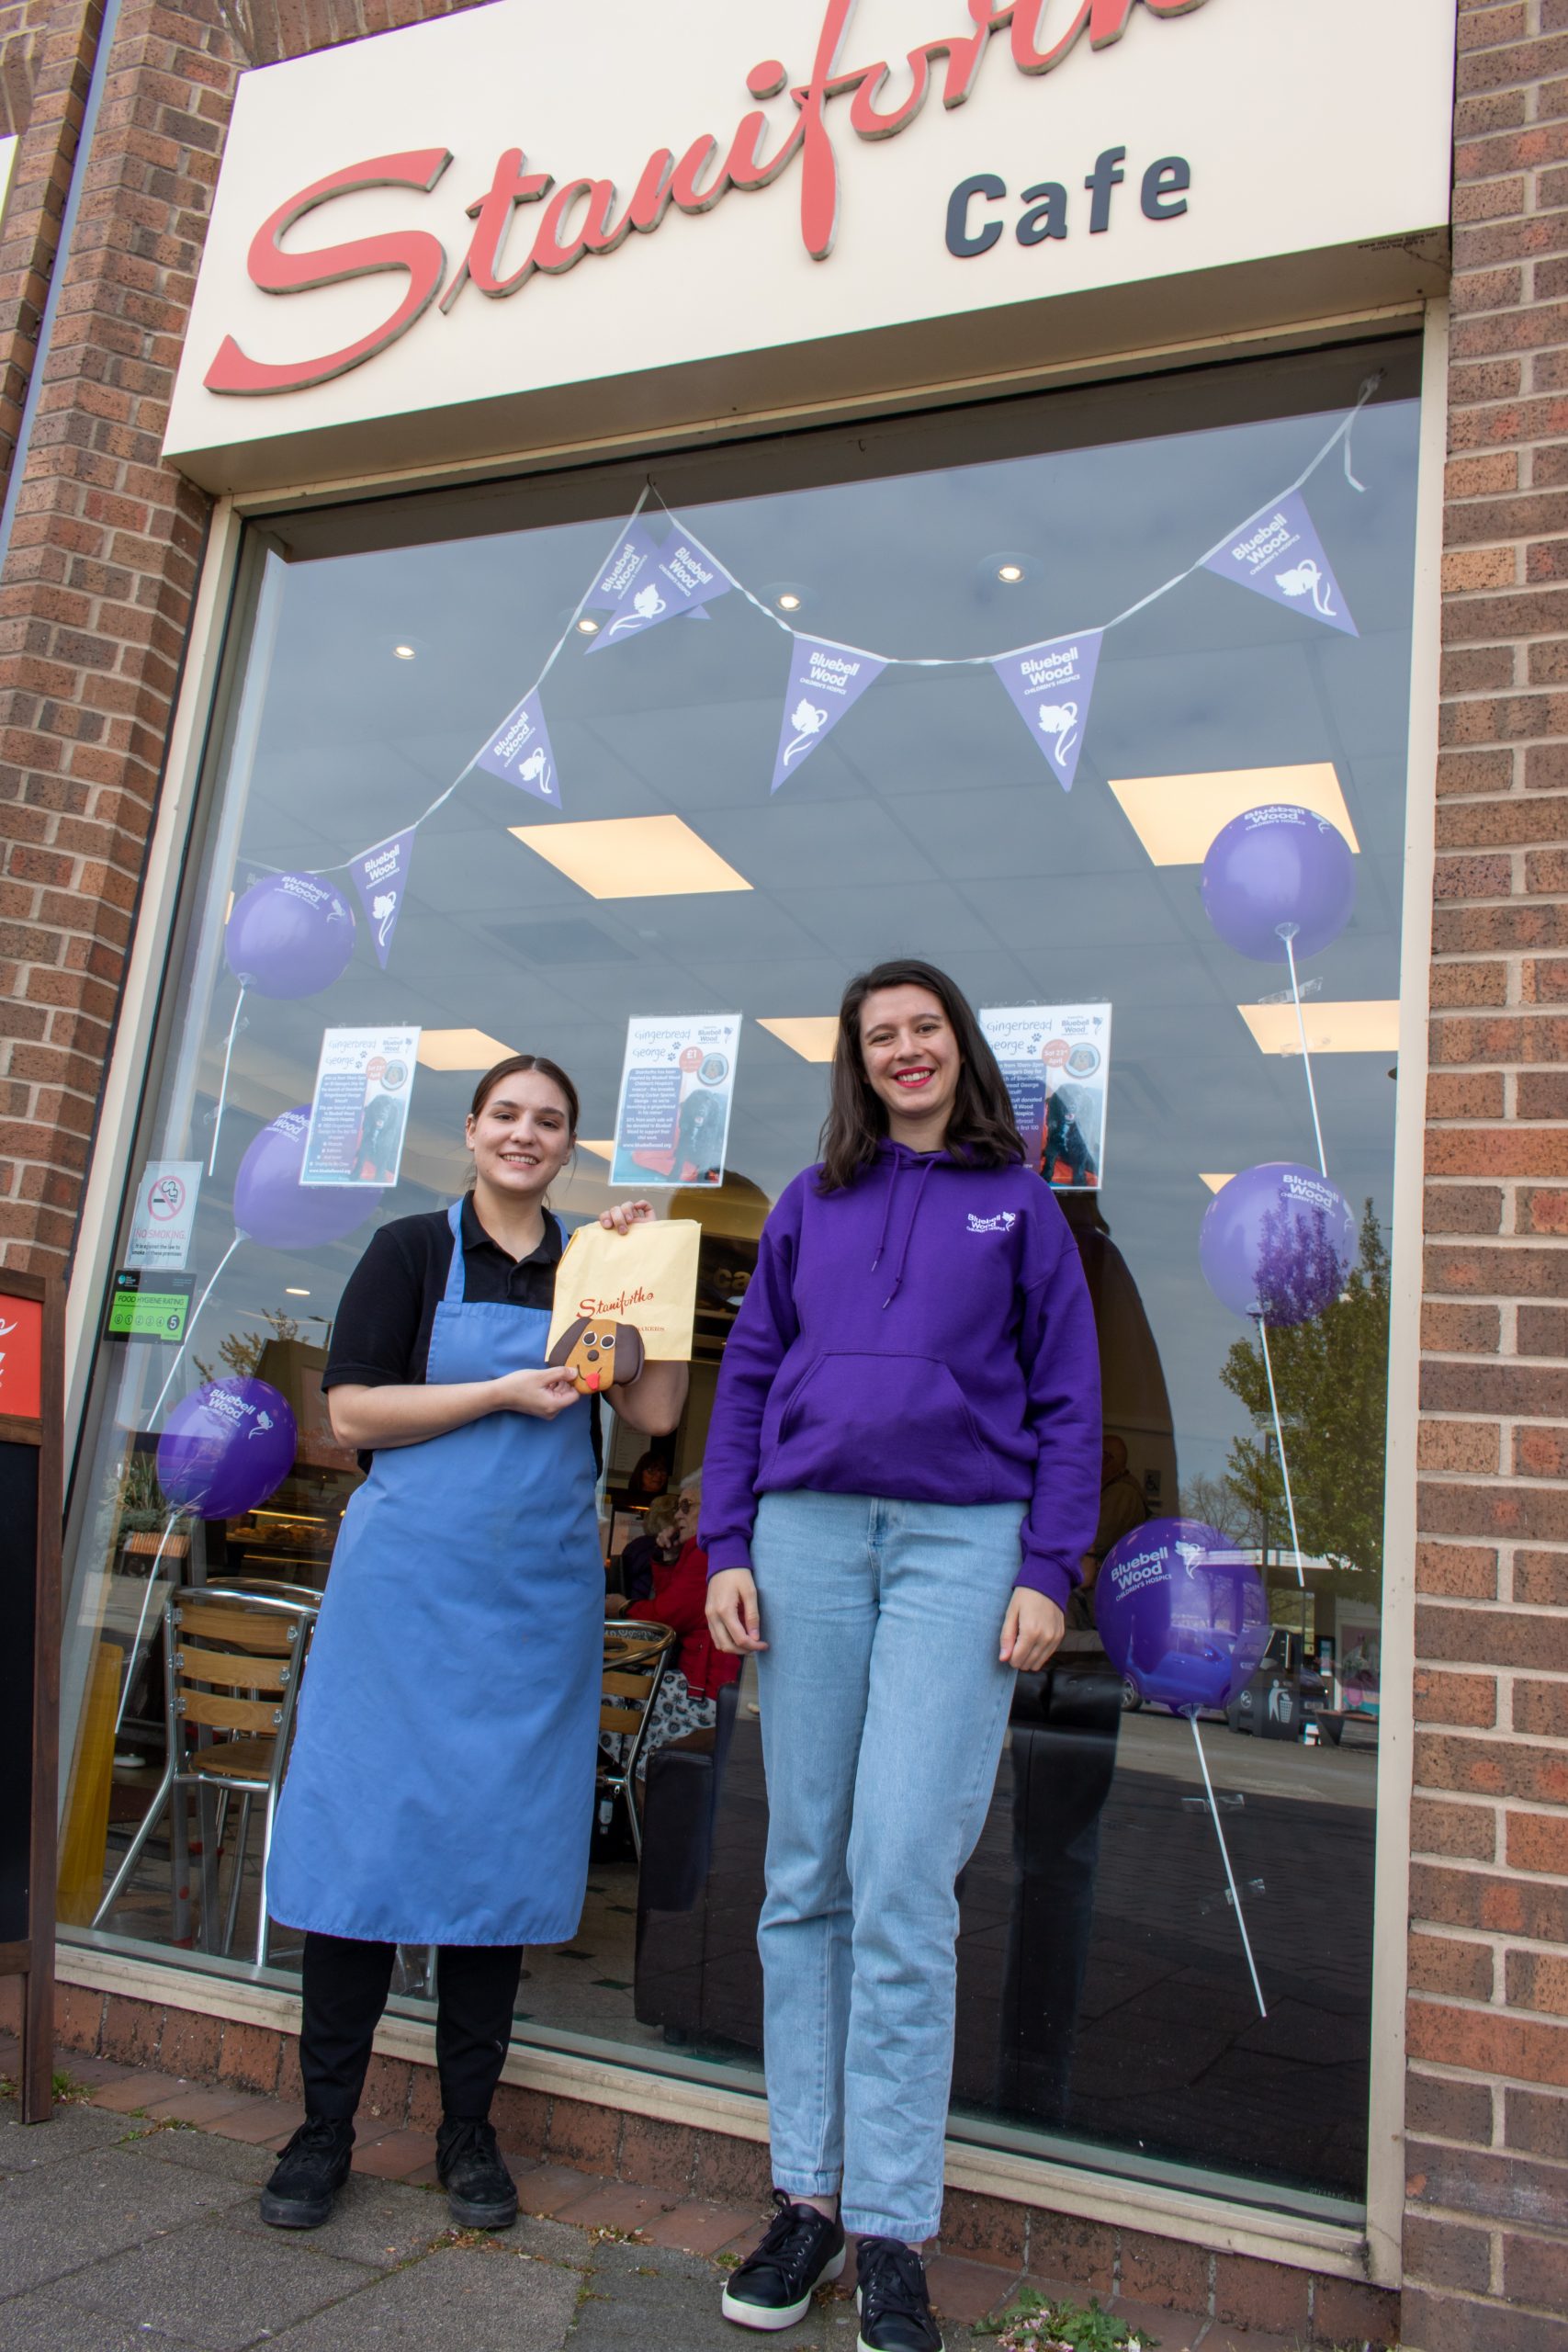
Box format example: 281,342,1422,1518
104,1268,195,1344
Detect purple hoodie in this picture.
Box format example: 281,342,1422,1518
699,1141,1102,1608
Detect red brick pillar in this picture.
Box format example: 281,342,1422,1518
0,0,236,1274
1407,1,1568,2341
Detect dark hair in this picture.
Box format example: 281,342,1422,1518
818,958,1025,1193
468,1053,581,1133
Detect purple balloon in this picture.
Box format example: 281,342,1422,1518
1096,1518,1270,1714
225,874,355,1000
157,1376,298,1521
234,1106,383,1249
1200,1160,1357,1326
1201,804,1354,964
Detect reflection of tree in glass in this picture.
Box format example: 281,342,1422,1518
1179,1470,1265,1550
194,1308,301,1384
1220,1202,1390,1578
1252,1198,1348,1325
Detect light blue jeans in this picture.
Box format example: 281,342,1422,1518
751,1488,1025,2242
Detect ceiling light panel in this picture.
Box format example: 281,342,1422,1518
758,1016,840,1062
1110,764,1360,866
417,1027,516,1070
510,815,752,899
1237,1001,1400,1056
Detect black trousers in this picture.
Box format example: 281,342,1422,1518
299,1931,523,2123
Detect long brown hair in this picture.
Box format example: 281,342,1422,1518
817,958,1025,1193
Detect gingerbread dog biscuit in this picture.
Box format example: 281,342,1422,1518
547,1316,645,1394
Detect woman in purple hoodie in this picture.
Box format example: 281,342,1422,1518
701,959,1100,2352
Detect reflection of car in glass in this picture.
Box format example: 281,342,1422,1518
1224,1628,1327,1738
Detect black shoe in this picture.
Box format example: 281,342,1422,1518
259,2116,355,2229
856,2237,942,2352
721,2190,846,2330
436,2115,517,2229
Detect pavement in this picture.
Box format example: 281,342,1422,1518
0,2048,1334,2352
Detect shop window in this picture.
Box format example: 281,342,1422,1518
60,337,1423,2212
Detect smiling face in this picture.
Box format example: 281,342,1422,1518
465,1069,575,1206
858,983,963,1150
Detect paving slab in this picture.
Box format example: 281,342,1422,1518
220,2168,450,2267
0,2276,208,2351
38,2217,379,2352
568,2257,829,2351
0,2143,250,2300
130,2121,280,2187
0,2098,152,2174
267,2240,581,2351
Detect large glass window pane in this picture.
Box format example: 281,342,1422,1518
60,338,1422,2211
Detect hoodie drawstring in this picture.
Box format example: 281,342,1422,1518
879,1151,941,1310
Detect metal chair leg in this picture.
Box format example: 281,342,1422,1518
221,1792,253,1957
90,1762,175,1928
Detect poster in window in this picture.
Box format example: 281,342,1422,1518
980,1004,1111,1191
302,1026,420,1187
611,1015,740,1189
125,1160,202,1269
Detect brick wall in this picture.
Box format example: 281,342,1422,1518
1408,2,1568,2345
0,0,491,1278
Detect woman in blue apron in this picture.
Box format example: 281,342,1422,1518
260,1052,686,2233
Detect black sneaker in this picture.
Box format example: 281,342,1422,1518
259,2116,355,2228
436,2115,517,2229
856,2236,943,2352
720,2190,846,2330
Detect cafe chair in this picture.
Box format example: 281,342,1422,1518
92,1585,317,1970
597,1618,675,1860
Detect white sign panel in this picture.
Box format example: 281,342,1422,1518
612,1014,741,1190
303,1025,420,1186
165,0,1455,488
982,1002,1111,1192
125,1160,203,1269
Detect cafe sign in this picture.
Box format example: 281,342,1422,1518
164,0,1456,490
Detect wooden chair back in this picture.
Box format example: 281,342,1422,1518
601,1620,674,1737
170,1589,312,1746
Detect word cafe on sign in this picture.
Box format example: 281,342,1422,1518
23,0,1552,2341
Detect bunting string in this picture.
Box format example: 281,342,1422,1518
234,376,1380,894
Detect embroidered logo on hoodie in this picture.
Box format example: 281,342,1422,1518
966,1210,1018,1234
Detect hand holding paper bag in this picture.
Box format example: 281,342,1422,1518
547,1214,701,1370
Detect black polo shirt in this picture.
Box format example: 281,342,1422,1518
324,1197,601,1466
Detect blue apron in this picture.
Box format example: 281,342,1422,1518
266,1203,604,1945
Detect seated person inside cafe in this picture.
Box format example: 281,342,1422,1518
258,1053,686,2236
613,1491,681,1605
609,1474,739,1772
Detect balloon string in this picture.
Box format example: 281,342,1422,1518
150,1230,242,1425
114,1510,182,1736
1256,1313,1305,1591
1190,1711,1267,2020
1280,927,1327,1178
208,984,246,1176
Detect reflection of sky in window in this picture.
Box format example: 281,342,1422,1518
201,347,1420,1490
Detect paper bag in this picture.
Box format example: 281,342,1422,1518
548,1217,701,1363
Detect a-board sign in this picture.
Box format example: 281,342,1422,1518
0,1267,62,2124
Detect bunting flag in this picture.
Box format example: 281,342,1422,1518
473,686,560,803
349,828,416,969
771,636,888,792
588,517,662,612
991,629,1103,792
1202,491,1357,637
588,525,733,650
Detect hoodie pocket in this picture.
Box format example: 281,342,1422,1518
773,1351,995,1501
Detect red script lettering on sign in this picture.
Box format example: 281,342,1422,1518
205,0,1211,398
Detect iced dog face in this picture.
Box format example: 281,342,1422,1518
547,1316,645,1393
